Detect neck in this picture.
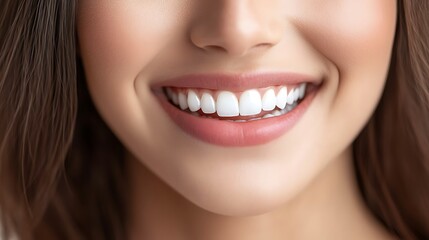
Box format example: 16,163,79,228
126,148,394,240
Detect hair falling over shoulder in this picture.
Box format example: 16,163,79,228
0,0,428,239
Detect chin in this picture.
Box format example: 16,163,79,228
152,152,318,217
178,182,291,217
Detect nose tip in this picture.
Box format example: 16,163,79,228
189,1,283,57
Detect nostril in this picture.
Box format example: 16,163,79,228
203,45,227,53
255,43,273,48
251,42,275,53
199,42,274,56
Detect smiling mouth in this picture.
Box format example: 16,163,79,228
152,72,320,146
162,83,307,122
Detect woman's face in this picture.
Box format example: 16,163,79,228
77,0,396,216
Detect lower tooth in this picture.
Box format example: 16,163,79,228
272,110,282,116
249,117,261,121
262,114,275,119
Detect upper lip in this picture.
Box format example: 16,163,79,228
151,71,322,92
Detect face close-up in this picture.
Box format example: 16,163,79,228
76,0,397,217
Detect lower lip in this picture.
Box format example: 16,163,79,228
155,89,317,147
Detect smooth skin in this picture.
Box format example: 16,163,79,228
77,0,397,239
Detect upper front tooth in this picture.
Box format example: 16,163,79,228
178,92,188,110
276,86,287,109
239,89,262,116
262,88,276,111
217,91,239,117
187,90,201,112
201,92,216,114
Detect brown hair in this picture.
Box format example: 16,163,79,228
0,0,428,239
354,1,429,239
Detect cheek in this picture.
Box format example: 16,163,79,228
77,1,185,86
323,1,397,113
309,0,396,73
290,1,397,152
330,1,397,70
77,1,171,81
321,1,397,115
292,0,397,69
76,1,189,137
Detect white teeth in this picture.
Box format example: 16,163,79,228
248,117,260,121
293,88,300,102
272,110,282,116
201,92,216,114
239,89,262,116
165,83,308,120
286,89,295,105
299,83,306,99
276,87,287,109
217,91,239,117
187,90,201,112
178,92,188,110
262,113,275,119
262,88,276,111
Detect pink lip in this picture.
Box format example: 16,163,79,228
151,72,321,147
151,72,322,91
